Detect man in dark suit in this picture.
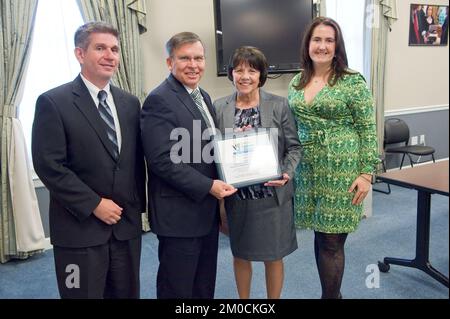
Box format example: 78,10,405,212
410,5,428,44
32,22,145,299
140,32,236,299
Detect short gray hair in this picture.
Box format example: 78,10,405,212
165,32,204,57
74,22,119,50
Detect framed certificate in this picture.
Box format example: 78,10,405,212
213,129,281,188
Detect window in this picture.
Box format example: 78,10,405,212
19,0,83,173
325,0,369,78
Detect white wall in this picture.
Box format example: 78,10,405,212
384,0,449,111
140,0,294,101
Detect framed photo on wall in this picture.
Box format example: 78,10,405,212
409,4,448,46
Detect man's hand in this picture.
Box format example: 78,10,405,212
264,173,290,187
209,180,237,200
93,198,123,225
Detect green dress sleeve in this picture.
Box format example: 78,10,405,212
346,73,380,174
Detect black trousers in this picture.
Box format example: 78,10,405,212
53,235,141,299
156,225,219,299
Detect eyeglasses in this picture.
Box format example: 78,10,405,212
175,55,205,63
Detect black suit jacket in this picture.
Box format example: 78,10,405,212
140,74,218,238
32,75,146,248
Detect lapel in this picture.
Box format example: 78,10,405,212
222,90,273,130
222,93,237,131
167,74,203,121
110,86,129,160
258,90,274,128
72,75,118,162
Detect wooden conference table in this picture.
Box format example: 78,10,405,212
377,160,449,287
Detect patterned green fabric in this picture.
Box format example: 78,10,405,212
288,71,380,233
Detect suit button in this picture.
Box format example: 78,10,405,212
115,166,120,171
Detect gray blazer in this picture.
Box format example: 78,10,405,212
213,89,301,205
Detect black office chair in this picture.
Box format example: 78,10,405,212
373,154,391,194
384,118,435,169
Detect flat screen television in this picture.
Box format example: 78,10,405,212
214,0,314,76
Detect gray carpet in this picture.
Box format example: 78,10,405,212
0,185,448,299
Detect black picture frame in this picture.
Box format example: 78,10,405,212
409,4,449,46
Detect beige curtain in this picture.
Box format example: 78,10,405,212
319,0,326,17
0,0,45,263
371,0,398,156
76,0,150,231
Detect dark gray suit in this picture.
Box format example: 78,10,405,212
32,75,145,298
214,89,301,261
141,74,219,298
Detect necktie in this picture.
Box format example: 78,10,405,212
97,90,119,159
190,88,213,129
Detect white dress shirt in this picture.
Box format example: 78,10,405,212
184,85,217,134
80,74,122,152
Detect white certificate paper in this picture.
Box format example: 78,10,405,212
214,129,281,188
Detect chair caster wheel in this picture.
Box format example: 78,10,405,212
378,261,390,272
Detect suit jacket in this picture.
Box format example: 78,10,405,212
410,9,428,44
213,89,301,205
442,16,449,45
32,75,146,248
140,74,219,238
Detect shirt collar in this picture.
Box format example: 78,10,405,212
80,73,111,98
183,85,199,95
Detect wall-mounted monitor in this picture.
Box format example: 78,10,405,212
214,0,314,76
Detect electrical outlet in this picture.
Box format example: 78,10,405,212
411,136,418,145
420,134,425,145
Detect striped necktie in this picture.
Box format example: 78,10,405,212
190,88,212,128
97,90,119,159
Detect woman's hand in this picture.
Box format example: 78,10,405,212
235,125,253,132
348,175,372,205
264,173,290,187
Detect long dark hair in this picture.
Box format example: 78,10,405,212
294,17,351,90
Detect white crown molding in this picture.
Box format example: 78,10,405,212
385,104,449,117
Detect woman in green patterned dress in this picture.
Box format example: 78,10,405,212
288,17,379,299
